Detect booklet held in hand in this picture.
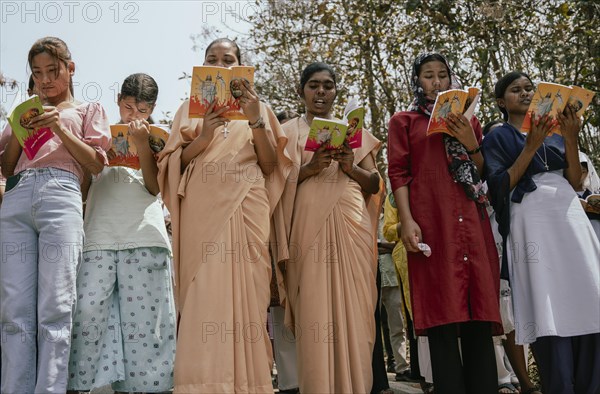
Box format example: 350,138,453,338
426,87,480,135
108,124,169,170
520,82,595,135
305,98,364,151
7,95,54,160
189,66,255,120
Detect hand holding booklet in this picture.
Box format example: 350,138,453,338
426,87,480,135
188,65,255,120
304,98,364,152
7,95,54,160
108,124,169,170
520,82,595,135
580,194,600,214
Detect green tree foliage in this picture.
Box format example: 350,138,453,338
240,0,599,169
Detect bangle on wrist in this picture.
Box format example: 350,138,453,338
466,145,481,155
248,115,265,129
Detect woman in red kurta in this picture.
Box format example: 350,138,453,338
387,53,501,394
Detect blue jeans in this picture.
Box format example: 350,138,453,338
0,168,84,394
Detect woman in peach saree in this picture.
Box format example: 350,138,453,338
158,38,289,393
276,62,383,393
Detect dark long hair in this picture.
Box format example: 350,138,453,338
28,36,74,96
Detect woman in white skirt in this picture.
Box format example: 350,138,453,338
482,71,600,394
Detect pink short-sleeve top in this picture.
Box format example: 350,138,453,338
0,101,111,182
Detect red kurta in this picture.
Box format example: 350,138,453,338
387,111,501,334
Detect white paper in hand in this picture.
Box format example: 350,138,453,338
417,243,432,257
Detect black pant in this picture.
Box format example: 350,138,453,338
399,279,420,380
371,269,389,393
531,333,600,394
428,321,497,394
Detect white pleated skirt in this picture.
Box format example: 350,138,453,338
507,171,600,345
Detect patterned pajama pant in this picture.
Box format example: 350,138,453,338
68,247,176,392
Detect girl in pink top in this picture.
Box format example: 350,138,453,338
0,36,111,394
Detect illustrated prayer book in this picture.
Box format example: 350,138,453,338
7,95,54,160
426,87,480,135
520,82,595,134
580,194,600,214
188,65,255,120
305,98,364,152
108,124,170,170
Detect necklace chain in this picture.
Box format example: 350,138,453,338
535,143,549,170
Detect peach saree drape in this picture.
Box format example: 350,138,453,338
278,117,382,393
158,100,289,393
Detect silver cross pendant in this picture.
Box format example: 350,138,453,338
221,121,230,138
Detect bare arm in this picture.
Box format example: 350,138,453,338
558,105,582,189
298,143,334,184
180,102,229,172
506,114,553,191
446,113,484,176
130,120,160,196
469,150,484,177
29,106,105,174
252,125,277,176
181,133,213,171
238,81,276,175
56,129,105,174
392,185,421,252
80,168,92,202
337,147,380,194
1,133,23,177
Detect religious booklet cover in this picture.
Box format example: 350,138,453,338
568,86,595,117
520,82,594,135
7,95,54,160
109,124,170,170
188,65,255,120
426,87,480,135
305,98,364,152
580,194,600,214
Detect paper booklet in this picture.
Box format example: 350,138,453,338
189,65,255,120
7,95,54,160
426,87,480,135
108,124,169,170
305,98,364,152
521,82,595,135
580,194,600,214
